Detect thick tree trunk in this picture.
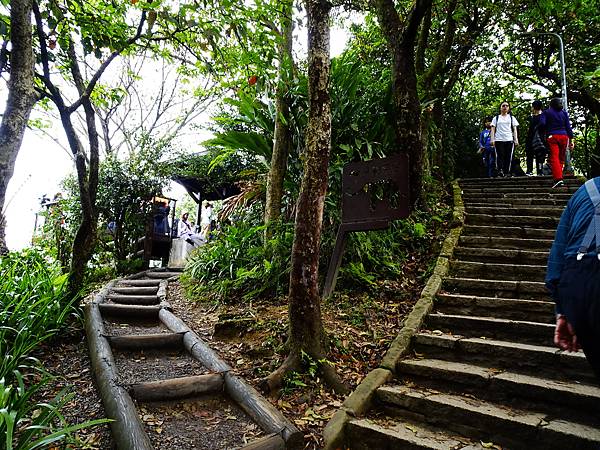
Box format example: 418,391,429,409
264,0,294,238
374,0,432,207
0,0,37,254
263,0,347,395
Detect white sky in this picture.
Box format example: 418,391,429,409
3,25,352,250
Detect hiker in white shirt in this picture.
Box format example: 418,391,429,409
491,101,519,177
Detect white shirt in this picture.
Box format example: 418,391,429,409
201,206,212,226
178,219,192,237
492,114,519,142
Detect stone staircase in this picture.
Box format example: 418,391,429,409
329,176,600,450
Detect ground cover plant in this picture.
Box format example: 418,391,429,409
0,249,106,450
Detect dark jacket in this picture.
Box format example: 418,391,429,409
546,177,600,313
539,107,573,138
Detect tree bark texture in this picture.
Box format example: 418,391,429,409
0,0,38,254
286,0,331,360
264,0,294,238
373,0,432,207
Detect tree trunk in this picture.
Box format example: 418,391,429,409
592,117,600,178
263,0,347,395
264,0,294,239
0,0,38,254
374,0,432,207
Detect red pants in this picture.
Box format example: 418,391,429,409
547,134,569,181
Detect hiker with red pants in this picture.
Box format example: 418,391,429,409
539,98,574,188
546,177,600,381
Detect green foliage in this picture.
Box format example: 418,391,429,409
183,222,294,303
0,249,107,450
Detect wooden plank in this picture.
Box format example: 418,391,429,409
85,303,153,450
107,333,184,351
106,294,160,305
159,309,231,373
225,373,303,448
129,374,224,401
239,433,286,450
158,309,302,448
98,303,160,319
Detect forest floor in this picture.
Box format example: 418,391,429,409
34,253,437,449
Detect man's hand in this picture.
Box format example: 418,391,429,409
554,315,580,352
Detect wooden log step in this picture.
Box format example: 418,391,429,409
375,385,600,450
435,293,554,322
425,313,555,346
397,358,600,416
128,374,224,401
465,213,560,228
442,277,548,300
452,247,548,265
412,333,593,382
458,235,553,250
98,303,161,319
460,225,556,239
146,271,181,279
345,416,484,450
466,205,565,217
111,286,158,295
106,332,184,350
106,294,160,305
117,279,161,287
239,433,285,450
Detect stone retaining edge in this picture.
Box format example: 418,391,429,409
323,180,465,450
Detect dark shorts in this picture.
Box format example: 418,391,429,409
557,256,600,380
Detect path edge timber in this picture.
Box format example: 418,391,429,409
323,179,465,450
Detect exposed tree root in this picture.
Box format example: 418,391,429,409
259,352,301,395
260,348,349,396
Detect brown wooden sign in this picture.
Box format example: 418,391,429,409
323,154,410,298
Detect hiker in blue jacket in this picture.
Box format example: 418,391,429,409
546,177,600,380
478,116,495,177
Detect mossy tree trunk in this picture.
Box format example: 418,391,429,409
264,0,294,239
373,0,432,207
0,0,38,255
262,0,347,395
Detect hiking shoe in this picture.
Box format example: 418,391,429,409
525,172,534,176
552,180,564,188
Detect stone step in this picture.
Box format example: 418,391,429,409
449,261,547,282
465,213,559,228
106,294,160,305
462,192,572,201
117,279,161,287
453,247,548,265
458,235,553,250
345,416,486,450
375,384,600,450
397,358,600,417
461,186,579,196
111,286,159,295
461,225,556,239
425,313,554,346
146,271,181,279
434,293,554,322
459,176,580,186
443,277,548,300
465,198,568,208
412,333,594,382
466,206,565,218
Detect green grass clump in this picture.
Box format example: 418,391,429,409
0,249,108,450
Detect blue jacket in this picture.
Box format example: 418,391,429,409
546,177,600,313
479,129,492,150
539,108,573,138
